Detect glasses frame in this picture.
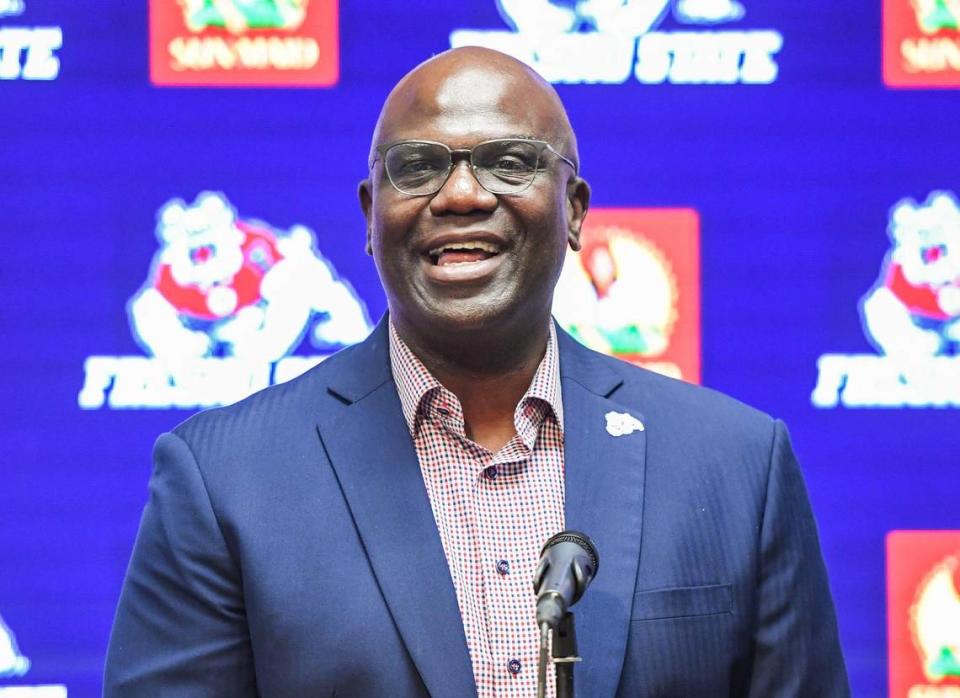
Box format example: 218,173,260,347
371,137,578,197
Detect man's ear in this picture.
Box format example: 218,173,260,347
566,177,591,251
358,179,373,256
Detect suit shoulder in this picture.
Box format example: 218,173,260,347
170,340,370,448
598,352,777,442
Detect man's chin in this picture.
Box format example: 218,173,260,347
397,294,533,340
425,301,512,334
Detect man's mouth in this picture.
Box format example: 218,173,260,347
427,240,501,266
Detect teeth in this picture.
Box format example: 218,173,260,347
428,240,500,256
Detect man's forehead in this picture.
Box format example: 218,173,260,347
374,50,569,145
435,67,513,114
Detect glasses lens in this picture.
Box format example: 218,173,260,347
384,142,451,195
472,140,541,194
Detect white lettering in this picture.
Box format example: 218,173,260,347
169,36,320,72
902,37,960,73
0,687,69,698
0,27,61,80
635,32,671,83
451,30,635,84
908,685,960,698
79,356,330,410
811,354,850,408
78,357,118,408
812,354,960,408
20,27,61,79
273,356,326,384
740,31,782,83
454,29,781,85
840,355,906,407
234,36,269,68
669,31,743,83
636,30,782,84
531,34,635,84
0,27,30,78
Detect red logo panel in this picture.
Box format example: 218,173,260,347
150,0,339,87
553,208,700,383
883,0,960,88
887,531,960,697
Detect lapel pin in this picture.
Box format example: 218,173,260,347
605,411,645,437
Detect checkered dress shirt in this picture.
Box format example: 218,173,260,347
389,322,566,697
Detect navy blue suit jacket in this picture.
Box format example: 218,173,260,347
105,320,849,696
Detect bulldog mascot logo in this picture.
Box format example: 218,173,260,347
129,192,371,362
451,0,782,85
494,0,745,36
861,191,960,358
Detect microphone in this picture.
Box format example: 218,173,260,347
533,530,600,629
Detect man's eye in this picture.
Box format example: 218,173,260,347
398,159,441,175
492,156,530,172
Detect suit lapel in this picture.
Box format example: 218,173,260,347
559,329,647,698
316,321,477,698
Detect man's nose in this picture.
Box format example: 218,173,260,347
429,160,497,215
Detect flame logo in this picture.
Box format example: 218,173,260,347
911,555,960,682
178,0,309,34
910,0,960,34
554,225,678,359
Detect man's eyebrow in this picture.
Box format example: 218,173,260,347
366,133,562,167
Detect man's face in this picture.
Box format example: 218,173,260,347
359,59,589,340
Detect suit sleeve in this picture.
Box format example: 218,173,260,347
747,420,850,697
104,432,258,697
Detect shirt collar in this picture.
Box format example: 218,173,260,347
388,320,564,438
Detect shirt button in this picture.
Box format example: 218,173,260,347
484,466,498,480
496,559,510,575
508,658,522,675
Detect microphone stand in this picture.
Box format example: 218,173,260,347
537,612,581,698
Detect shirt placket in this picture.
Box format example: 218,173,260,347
393,324,565,698
434,392,501,694
474,412,552,696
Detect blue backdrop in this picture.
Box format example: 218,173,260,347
2,1,959,696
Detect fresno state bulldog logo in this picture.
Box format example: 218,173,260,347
495,0,743,35
129,192,371,362
451,0,782,85
861,191,960,358
495,0,670,36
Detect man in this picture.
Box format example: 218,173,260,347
105,47,849,696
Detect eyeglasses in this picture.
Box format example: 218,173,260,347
372,138,578,197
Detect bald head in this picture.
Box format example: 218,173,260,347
369,47,579,169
